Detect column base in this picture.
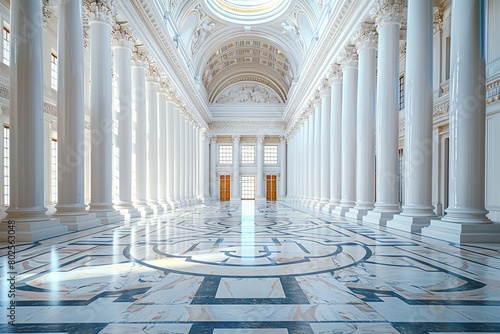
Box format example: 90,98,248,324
56,213,101,231
91,210,123,224
333,205,353,217
160,202,172,212
321,202,338,214
313,200,328,211
0,217,68,242
119,207,141,220
386,214,435,233
345,208,373,221
422,220,500,243
362,210,400,226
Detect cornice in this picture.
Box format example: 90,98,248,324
209,121,286,134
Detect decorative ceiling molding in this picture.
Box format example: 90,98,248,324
209,120,286,134
214,83,282,104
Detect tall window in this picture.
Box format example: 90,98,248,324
264,145,278,165
241,145,255,164
399,74,405,110
3,125,9,206
218,145,233,164
51,139,58,203
51,53,58,90
3,26,9,66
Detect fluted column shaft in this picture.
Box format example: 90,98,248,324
157,87,169,208
166,99,175,205
146,74,159,210
232,135,240,199
256,135,264,199
353,29,377,212
319,84,331,204
328,69,342,208
173,108,181,203
373,1,403,213
307,114,314,201
179,113,186,202
202,132,210,200
55,0,90,218
2,0,68,241
111,30,134,212
88,3,117,219
279,137,287,198
338,48,358,213
313,101,321,203
132,61,148,211
210,136,217,199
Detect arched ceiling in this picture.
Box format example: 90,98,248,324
170,0,324,104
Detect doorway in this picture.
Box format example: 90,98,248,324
241,176,255,200
220,175,230,201
266,175,277,201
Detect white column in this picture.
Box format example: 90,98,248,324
209,136,217,199
334,46,358,217
178,112,186,205
1,0,67,241
312,98,321,207
146,66,161,214
202,131,210,201
173,107,181,206
389,0,436,231
232,135,241,200
110,25,140,220
318,80,331,208
166,98,175,207
87,0,122,224
279,136,287,199
326,66,343,212
187,122,194,204
347,26,377,220
132,49,152,215
301,116,310,204
55,0,101,228
256,135,264,200
423,0,500,243
157,81,171,211
307,112,314,204
364,0,404,226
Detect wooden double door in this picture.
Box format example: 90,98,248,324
220,175,231,201
266,175,277,201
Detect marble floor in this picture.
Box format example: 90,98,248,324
1,201,500,333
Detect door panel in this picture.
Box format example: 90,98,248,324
220,175,230,201
266,175,277,201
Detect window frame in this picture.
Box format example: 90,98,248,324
218,145,233,165
264,145,278,165
241,145,255,165
3,25,10,66
50,52,58,91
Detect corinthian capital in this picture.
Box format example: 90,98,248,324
338,46,358,70
85,0,116,27
256,134,265,143
112,24,135,50
232,135,241,143
355,24,377,52
372,0,406,29
319,78,331,97
132,46,149,67
146,63,159,83
328,64,343,85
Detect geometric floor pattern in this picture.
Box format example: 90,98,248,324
1,201,500,333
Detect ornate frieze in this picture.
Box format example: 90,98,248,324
355,24,377,52
112,24,135,50
372,0,406,29
487,79,500,105
44,102,58,117
0,84,9,100
280,136,287,144
215,84,281,104
85,0,116,27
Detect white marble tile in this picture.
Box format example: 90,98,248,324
216,277,285,298
213,329,288,334
98,323,192,334
309,322,400,334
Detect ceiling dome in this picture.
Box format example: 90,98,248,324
203,0,295,25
